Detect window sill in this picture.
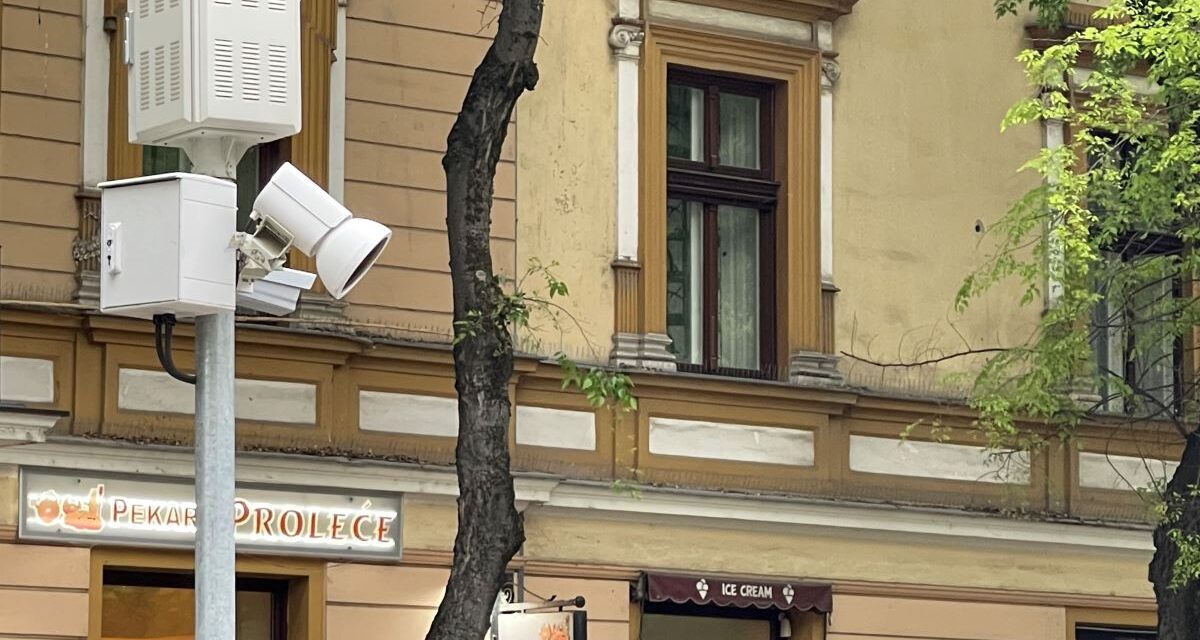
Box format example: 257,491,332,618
625,356,845,392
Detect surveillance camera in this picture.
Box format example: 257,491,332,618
253,162,391,299
236,267,317,316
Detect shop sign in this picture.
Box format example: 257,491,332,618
645,573,832,613
497,611,587,640
19,467,402,561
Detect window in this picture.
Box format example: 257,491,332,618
101,568,288,640
141,143,289,230
1086,136,1183,415
636,27,821,377
665,69,777,376
1077,625,1156,640
1091,241,1182,415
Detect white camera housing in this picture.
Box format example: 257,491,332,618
125,0,300,148
98,173,237,319
98,165,389,320
236,267,316,316
253,162,392,299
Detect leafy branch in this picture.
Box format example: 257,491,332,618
452,258,637,412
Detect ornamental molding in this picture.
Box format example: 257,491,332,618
668,0,859,23
820,56,841,90
609,19,646,60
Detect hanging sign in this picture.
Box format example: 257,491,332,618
19,467,402,561
497,610,587,640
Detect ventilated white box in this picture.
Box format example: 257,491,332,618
99,173,237,319
125,0,300,146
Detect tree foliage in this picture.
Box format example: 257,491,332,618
994,0,1071,25
975,1,1200,634
971,0,1200,450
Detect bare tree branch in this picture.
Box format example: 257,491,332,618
840,347,1015,369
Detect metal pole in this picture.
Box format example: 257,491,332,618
195,310,236,639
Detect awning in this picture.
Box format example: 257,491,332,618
645,573,832,614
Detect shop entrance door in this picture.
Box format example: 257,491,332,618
100,569,288,640
641,601,778,640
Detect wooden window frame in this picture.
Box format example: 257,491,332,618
640,25,822,380
1104,241,1184,417
1066,608,1156,640
666,69,779,377
1083,134,1187,416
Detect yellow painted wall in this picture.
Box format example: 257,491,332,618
829,595,1067,640
523,576,630,640
341,1,515,338
0,0,84,302
325,563,628,640
514,0,617,363
402,499,459,552
522,511,1154,600
832,1,1043,393
0,543,90,638
339,0,615,361
325,563,446,640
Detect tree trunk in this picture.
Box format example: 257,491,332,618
1150,431,1200,640
427,2,543,640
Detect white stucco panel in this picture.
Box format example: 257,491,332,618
849,435,1030,484
648,417,814,466
1078,451,1177,491
515,405,596,451
359,391,458,438
118,368,316,425
0,356,55,404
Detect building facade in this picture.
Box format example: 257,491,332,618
0,0,1168,639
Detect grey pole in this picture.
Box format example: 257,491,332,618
195,310,237,639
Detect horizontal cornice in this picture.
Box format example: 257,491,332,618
0,438,1154,554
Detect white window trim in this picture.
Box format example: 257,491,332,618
82,0,110,187
327,0,348,203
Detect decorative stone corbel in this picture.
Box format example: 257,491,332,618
820,55,841,92
609,19,645,60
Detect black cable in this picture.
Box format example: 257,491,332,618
153,314,196,385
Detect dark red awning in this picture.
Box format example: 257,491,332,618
645,573,832,614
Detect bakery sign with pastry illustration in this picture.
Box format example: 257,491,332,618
18,467,403,560
497,611,587,640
